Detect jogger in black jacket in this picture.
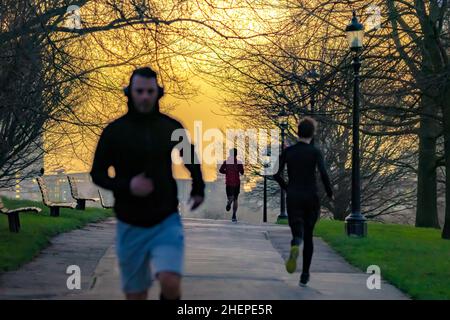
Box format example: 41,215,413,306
91,67,204,300
273,117,333,287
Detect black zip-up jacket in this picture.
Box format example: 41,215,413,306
273,141,333,198
90,102,205,227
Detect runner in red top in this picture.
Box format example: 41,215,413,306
219,148,244,222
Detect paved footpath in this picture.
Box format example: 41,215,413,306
0,218,409,300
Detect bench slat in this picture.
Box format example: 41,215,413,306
37,176,76,209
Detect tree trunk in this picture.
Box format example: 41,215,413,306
441,94,450,239
333,194,350,220
331,146,350,221
416,97,440,228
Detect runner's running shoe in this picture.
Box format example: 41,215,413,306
285,245,299,273
299,273,310,287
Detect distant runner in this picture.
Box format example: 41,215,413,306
219,148,244,223
273,117,333,286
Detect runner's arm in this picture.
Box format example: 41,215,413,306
90,126,130,193
272,150,287,190
317,149,333,198
219,161,226,174
174,124,205,198
184,143,205,197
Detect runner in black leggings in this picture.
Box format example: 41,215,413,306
273,117,333,286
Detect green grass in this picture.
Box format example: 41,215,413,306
0,197,113,272
276,217,289,225
277,218,450,299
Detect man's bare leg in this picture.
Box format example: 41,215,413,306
158,271,181,300
125,290,148,300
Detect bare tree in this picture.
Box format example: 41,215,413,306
1,0,280,185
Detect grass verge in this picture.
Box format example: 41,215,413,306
277,217,450,299
0,197,113,272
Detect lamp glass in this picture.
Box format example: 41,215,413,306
346,29,364,50
278,111,288,127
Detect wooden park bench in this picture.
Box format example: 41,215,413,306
36,176,77,216
98,189,114,209
67,176,99,210
0,197,42,233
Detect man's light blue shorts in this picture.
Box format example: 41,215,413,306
115,212,184,294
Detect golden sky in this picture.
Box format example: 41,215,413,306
44,73,239,182
164,74,239,182
42,1,287,181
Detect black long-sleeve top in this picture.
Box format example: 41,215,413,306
90,104,205,227
273,141,333,198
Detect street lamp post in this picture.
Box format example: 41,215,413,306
262,155,271,223
344,11,367,237
277,109,288,220
306,67,320,115
305,67,320,146
263,173,267,222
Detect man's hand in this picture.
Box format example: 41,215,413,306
189,195,204,210
130,172,154,197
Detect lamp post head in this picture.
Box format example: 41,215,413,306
306,67,320,80
278,109,289,129
345,11,364,51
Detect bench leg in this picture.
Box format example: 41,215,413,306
50,207,60,217
8,213,20,233
76,199,86,210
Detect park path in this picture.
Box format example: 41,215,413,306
0,217,408,300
